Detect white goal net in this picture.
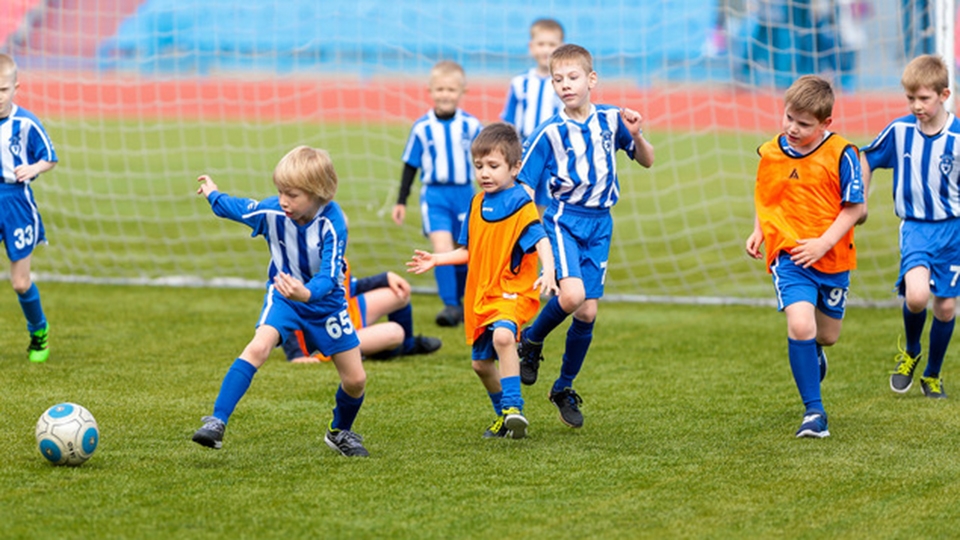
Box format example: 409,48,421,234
2,0,954,305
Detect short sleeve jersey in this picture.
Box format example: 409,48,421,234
1,105,57,185
500,69,563,140
518,104,636,208
862,112,960,221
401,108,483,186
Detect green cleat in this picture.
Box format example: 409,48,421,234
28,325,50,363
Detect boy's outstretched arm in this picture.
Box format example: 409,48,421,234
790,202,865,269
407,247,468,274
620,107,654,168
533,237,559,296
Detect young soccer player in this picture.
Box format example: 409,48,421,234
745,75,865,438
861,54,960,399
392,60,483,328
282,259,442,363
0,54,57,363
191,146,370,457
407,123,558,439
515,44,654,429
500,18,565,141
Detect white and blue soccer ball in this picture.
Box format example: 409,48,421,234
35,403,99,466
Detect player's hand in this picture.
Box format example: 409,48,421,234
386,271,411,300
534,272,559,297
13,164,39,182
391,204,406,226
790,238,830,269
620,107,645,137
745,231,764,259
273,271,311,302
197,175,219,198
406,249,436,274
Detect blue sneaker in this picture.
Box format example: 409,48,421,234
795,412,830,438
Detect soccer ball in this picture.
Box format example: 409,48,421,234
35,403,100,466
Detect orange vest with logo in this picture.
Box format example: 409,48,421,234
463,191,542,344
755,133,858,274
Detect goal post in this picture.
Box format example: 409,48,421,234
2,0,954,306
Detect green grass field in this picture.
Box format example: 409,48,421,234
35,118,903,303
2,282,959,539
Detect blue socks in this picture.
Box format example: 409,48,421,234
390,304,416,353
788,338,823,414
553,318,594,393
501,375,523,411
331,385,365,432
924,317,955,378
488,390,503,416
526,296,569,344
212,358,258,423
17,283,46,333
903,304,926,358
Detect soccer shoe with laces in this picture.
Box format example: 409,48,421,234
502,407,529,439
192,416,226,449
518,330,544,386
325,429,369,457
890,341,922,393
548,388,584,428
28,325,50,363
796,411,830,438
921,376,947,399
483,416,507,438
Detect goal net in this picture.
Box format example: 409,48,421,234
2,0,953,305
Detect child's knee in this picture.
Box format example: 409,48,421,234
491,327,516,351
341,371,366,396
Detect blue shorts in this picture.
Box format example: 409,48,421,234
770,252,849,319
471,320,518,361
0,184,46,262
543,201,612,299
258,285,360,358
898,218,960,298
419,184,473,239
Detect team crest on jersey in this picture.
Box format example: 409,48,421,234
940,153,955,177
601,130,613,153
789,168,799,179
8,133,21,155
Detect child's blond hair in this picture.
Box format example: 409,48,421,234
783,75,834,122
0,54,18,81
273,146,338,204
901,54,950,94
549,44,593,75
530,18,564,41
471,122,522,166
430,60,465,87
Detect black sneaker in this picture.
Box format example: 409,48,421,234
435,305,463,327
891,344,922,394
409,335,442,355
548,388,584,428
921,376,947,398
192,415,226,449
325,429,369,457
518,330,544,386
482,416,507,438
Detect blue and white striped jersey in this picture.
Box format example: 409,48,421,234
862,112,960,221
401,108,482,186
500,69,563,140
1,105,57,186
518,104,636,209
206,191,348,311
